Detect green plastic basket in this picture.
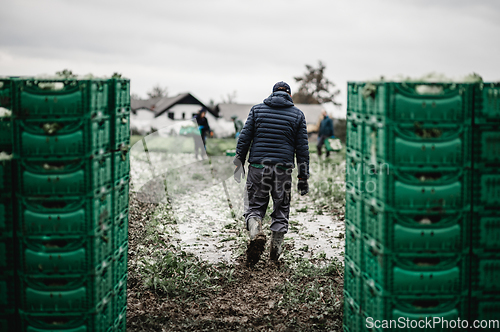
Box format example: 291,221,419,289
470,253,500,296
362,275,468,326
109,78,131,116
14,116,110,158
363,236,469,295
359,82,474,123
343,290,362,332
113,243,128,284
345,219,363,267
364,198,469,253
113,209,128,251
19,295,114,332
346,112,364,153
0,117,12,149
18,227,113,275
13,78,109,119
113,150,130,184
471,212,500,253
363,165,471,212
345,183,364,231
0,196,14,233
19,266,113,312
472,169,500,209
364,119,471,167
474,82,500,125
0,232,14,271
472,125,500,167
17,154,112,197
17,193,112,236
112,114,130,151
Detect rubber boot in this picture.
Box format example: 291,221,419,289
270,231,285,261
246,217,266,266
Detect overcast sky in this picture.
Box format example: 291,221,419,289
1,0,499,116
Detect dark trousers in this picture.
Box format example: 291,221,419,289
317,135,330,157
244,165,292,233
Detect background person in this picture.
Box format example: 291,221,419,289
194,108,212,159
317,109,334,158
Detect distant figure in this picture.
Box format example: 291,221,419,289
317,110,334,158
231,115,244,139
194,108,212,159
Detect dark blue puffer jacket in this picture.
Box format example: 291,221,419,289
236,91,310,178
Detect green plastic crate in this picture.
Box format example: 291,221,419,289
364,198,469,253
18,228,113,275
14,117,110,158
364,119,471,167
344,256,362,303
471,253,500,296
363,236,469,295
0,232,14,271
13,78,109,119
17,154,112,197
113,275,127,320
0,158,13,193
113,210,128,251
17,193,112,236
109,78,130,115
471,212,500,253
472,169,500,209
346,112,364,153
472,125,500,167
225,149,236,157
469,296,500,327
364,165,470,211
19,265,113,312
0,79,12,108
345,148,363,190
362,275,468,329
347,82,365,113
360,82,473,122
0,275,15,312
0,196,14,233
0,313,17,332
474,82,500,125
345,183,363,230
345,220,362,266
113,183,129,216
0,117,12,149
113,243,128,284
112,114,130,151
343,290,362,332
113,305,126,332
113,149,130,183
19,295,114,332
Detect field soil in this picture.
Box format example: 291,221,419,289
125,138,346,331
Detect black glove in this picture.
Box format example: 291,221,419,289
233,157,245,183
298,177,308,196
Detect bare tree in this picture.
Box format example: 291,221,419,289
293,61,341,107
147,84,168,99
221,91,237,104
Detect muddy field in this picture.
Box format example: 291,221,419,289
126,136,346,331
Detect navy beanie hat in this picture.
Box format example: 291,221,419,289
273,81,291,95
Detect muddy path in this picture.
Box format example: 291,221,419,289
126,149,346,331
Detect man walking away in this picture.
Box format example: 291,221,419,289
233,81,310,265
317,110,334,158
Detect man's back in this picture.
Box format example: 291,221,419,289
236,91,309,172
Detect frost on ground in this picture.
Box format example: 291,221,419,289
129,147,346,265
127,134,346,331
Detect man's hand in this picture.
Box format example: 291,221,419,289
298,178,308,196
233,157,245,183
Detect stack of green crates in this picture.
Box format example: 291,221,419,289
345,82,474,331
4,77,130,332
0,79,16,332
470,82,500,324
